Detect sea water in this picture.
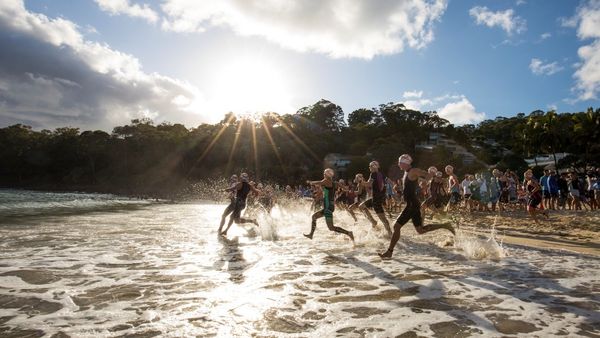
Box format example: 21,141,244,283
0,189,598,337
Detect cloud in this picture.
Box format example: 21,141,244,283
402,90,423,99
0,0,204,130
159,0,448,59
437,97,485,125
566,0,600,100
540,32,551,40
469,6,526,35
529,58,564,75
94,0,158,24
516,0,527,5
400,92,484,125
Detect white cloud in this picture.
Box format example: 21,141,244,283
516,0,527,5
0,0,205,130
400,92,485,125
94,0,158,24
402,90,423,98
529,58,564,75
540,32,551,40
567,0,600,100
159,0,448,59
469,6,526,35
437,97,485,125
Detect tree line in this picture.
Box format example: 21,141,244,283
1,99,598,197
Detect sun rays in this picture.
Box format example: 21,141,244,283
187,111,321,178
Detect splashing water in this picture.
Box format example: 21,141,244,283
0,190,598,337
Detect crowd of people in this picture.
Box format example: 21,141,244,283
217,156,600,257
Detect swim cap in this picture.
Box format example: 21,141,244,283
436,171,443,177
445,165,454,172
398,154,413,165
369,161,380,169
324,168,335,179
257,183,263,189
339,179,345,184
524,169,533,178
240,173,249,182
428,166,437,174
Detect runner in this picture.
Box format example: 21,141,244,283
219,173,261,236
303,168,354,242
379,154,456,259
359,161,392,237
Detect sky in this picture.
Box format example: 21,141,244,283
0,0,599,131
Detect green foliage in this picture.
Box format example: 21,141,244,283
0,102,598,196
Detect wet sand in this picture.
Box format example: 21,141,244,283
454,210,600,257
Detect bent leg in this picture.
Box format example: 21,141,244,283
325,217,354,241
304,210,324,239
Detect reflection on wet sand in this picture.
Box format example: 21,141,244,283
214,236,248,284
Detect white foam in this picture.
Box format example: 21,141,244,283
0,192,598,337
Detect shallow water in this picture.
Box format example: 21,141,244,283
0,190,599,337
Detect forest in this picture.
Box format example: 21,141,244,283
1,100,598,197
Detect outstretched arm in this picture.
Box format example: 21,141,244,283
306,178,327,187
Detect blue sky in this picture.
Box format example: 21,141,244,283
0,0,598,130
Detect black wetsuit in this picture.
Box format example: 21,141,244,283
425,178,447,208
364,172,386,213
232,182,251,219
322,183,336,218
395,173,423,228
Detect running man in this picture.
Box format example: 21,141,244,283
303,168,354,242
359,161,392,236
219,173,260,236
347,173,368,222
379,154,456,259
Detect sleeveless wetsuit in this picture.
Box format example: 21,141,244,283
322,183,336,219
365,172,386,213
232,182,251,219
395,172,423,228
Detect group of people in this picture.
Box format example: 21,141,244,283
218,154,457,259
218,156,599,258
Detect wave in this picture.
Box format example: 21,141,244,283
0,189,153,219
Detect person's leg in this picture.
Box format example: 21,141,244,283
304,210,324,239
379,208,411,258
374,198,392,236
359,199,378,227
324,217,354,241
414,207,456,235
218,203,235,234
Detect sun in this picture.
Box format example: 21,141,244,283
210,55,295,117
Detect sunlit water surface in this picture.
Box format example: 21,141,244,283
0,189,598,337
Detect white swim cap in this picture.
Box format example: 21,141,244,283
436,171,443,177
398,154,413,165
428,166,437,174
324,168,335,178
445,165,454,172
369,161,380,169
240,173,249,182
